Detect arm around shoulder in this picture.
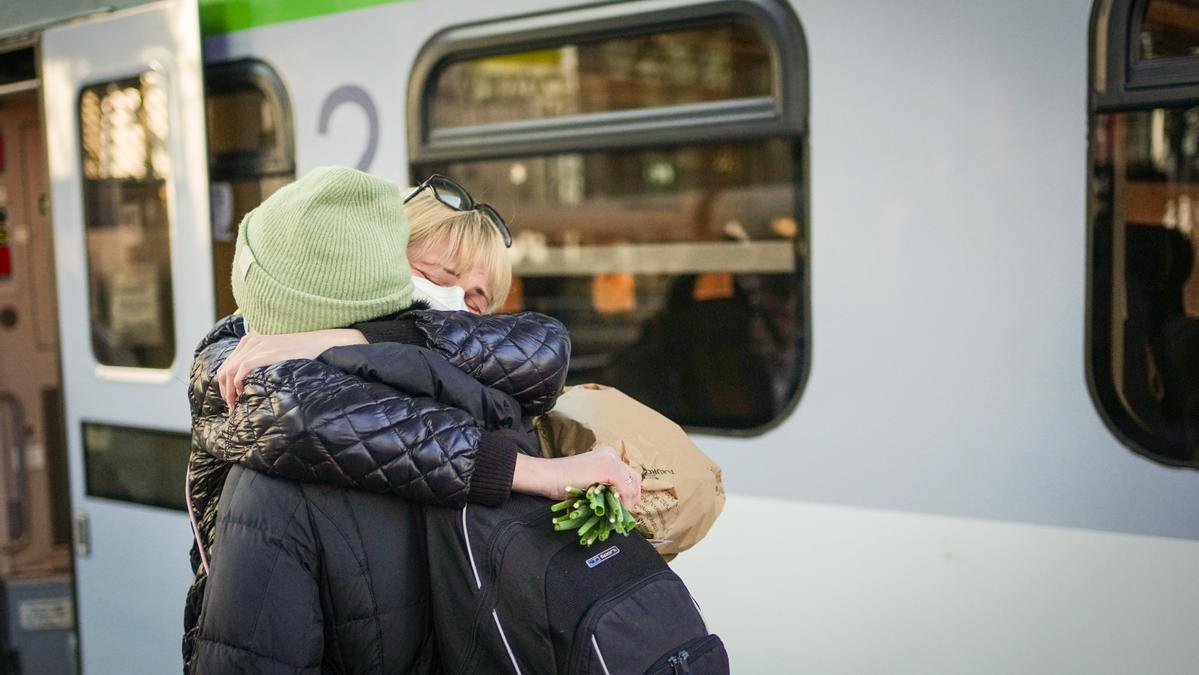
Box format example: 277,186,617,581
221,359,527,507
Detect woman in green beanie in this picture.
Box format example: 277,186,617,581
184,169,639,673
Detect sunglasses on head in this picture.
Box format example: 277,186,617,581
404,174,512,248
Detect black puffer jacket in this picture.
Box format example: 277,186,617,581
184,310,569,673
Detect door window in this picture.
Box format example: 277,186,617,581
79,73,176,369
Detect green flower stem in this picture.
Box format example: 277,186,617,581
553,515,586,530
577,515,602,537
605,490,622,521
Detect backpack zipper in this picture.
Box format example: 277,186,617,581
669,650,691,675
645,635,719,675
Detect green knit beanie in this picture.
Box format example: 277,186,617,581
231,166,413,334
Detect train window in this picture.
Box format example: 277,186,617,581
205,60,294,319
429,23,771,130
411,2,808,432
79,73,176,369
1139,0,1199,60
1090,0,1199,465
82,422,189,511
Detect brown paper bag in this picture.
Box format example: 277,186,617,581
535,384,725,560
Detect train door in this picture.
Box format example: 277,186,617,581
41,1,212,671
0,47,77,673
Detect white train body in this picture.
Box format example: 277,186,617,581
1,0,1197,672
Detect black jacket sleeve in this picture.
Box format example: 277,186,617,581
319,343,524,431
195,310,571,417
409,310,572,416
352,312,428,346
190,318,528,507
235,364,523,506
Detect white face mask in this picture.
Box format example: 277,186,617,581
411,275,469,312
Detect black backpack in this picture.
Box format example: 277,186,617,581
423,492,729,674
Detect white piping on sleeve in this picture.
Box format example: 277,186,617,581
185,470,210,575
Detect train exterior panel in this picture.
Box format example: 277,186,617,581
1,0,1197,672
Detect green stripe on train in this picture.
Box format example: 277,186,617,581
199,0,409,35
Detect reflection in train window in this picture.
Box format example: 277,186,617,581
205,60,294,320
79,73,176,369
422,141,802,429
1139,0,1199,60
414,9,807,432
1091,0,1199,464
430,23,771,130
1092,108,1199,463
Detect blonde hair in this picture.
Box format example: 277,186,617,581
403,190,512,313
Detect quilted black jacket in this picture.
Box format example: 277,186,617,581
184,310,569,672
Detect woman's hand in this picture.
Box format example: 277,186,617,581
217,329,368,409
512,445,641,508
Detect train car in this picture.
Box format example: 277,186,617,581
1,0,1198,672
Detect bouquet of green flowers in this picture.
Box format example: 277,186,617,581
550,484,639,547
